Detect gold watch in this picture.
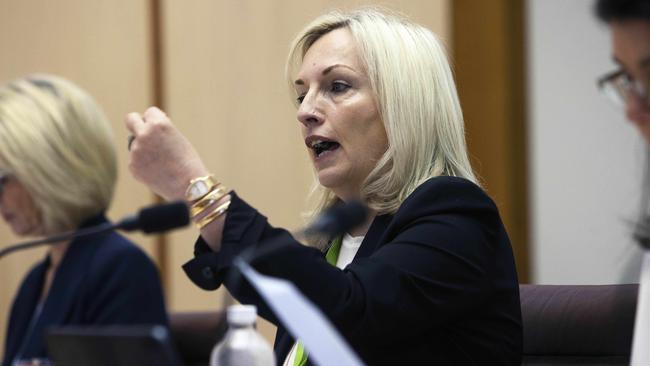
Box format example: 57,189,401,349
185,174,219,203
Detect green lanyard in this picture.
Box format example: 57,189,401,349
325,236,343,266
293,236,343,366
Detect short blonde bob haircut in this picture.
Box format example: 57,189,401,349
286,8,477,221
0,74,117,234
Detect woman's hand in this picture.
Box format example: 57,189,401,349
125,107,209,201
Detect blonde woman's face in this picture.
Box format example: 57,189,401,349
0,175,42,236
294,28,388,201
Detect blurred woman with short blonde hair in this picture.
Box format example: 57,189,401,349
1,74,167,366
0,75,117,234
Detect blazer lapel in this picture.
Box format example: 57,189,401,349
3,260,47,365
34,215,108,328
270,215,393,366
353,214,392,261
39,237,98,321
19,235,101,358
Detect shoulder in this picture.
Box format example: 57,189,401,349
14,259,47,295
93,231,148,258
398,176,497,217
87,231,157,273
384,176,503,242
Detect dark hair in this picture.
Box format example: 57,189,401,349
596,0,650,22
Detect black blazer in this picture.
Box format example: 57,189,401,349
184,176,522,365
2,215,168,366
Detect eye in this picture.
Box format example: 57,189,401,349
331,81,351,93
622,72,634,83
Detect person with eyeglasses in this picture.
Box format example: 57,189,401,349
596,1,650,246
0,75,168,366
596,1,650,363
596,0,650,143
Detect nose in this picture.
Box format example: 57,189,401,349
296,92,323,127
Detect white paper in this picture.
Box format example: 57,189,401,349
631,251,650,366
234,258,364,366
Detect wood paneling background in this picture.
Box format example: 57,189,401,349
452,0,529,282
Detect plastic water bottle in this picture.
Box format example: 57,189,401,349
210,304,276,366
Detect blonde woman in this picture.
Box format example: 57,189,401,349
126,9,522,365
1,75,167,366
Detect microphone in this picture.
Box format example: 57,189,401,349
0,201,189,259
225,200,369,314
238,200,368,265
303,200,368,237
118,201,190,233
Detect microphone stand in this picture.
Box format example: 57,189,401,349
0,201,190,260
0,222,117,259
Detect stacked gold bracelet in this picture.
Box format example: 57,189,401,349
185,174,232,230
190,185,229,218
195,199,231,229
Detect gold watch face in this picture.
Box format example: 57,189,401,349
186,176,216,201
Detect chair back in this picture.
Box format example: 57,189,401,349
521,284,637,366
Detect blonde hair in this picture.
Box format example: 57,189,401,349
286,8,477,225
0,74,117,234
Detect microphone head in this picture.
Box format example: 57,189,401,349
120,201,190,233
305,200,368,237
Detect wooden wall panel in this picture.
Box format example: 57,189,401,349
0,0,155,357
452,0,529,282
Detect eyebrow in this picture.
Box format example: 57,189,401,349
613,56,650,70
294,64,356,85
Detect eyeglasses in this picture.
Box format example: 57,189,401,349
597,69,649,108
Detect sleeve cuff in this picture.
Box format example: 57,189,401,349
184,191,267,290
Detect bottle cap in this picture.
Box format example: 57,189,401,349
227,304,257,325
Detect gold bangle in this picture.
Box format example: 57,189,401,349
195,199,231,229
190,185,228,218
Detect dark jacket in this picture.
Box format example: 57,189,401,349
184,176,522,365
2,215,168,366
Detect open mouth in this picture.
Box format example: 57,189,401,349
311,140,340,157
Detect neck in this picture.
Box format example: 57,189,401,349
48,240,71,269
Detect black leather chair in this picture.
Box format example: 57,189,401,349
169,311,227,366
521,284,638,366
169,284,639,366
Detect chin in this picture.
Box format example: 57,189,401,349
316,172,362,201
12,223,41,237
316,169,342,190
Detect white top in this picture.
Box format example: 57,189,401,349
335,233,364,269
283,233,365,366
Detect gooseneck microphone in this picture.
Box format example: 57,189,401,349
302,200,368,237
0,201,189,259
117,201,190,233
238,200,368,265
224,200,369,307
